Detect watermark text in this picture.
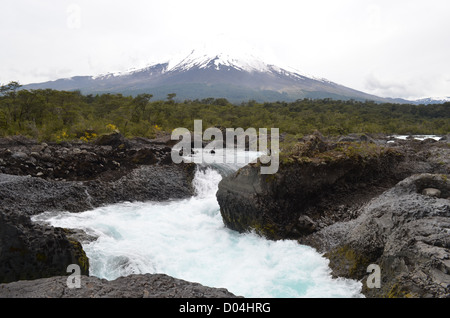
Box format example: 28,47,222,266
171,120,279,174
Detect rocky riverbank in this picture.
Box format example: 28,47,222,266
216,133,450,297
313,173,450,298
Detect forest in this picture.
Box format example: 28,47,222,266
0,81,449,143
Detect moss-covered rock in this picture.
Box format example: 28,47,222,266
217,134,404,240
0,211,89,283
68,240,89,275
324,245,372,279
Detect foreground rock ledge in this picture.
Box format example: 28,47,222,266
314,173,450,298
0,274,240,298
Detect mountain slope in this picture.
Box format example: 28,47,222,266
23,50,405,103
413,97,450,105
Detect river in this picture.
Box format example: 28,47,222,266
32,150,363,298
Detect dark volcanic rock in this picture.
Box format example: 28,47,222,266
217,137,404,240
0,162,195,217
0,174,94,215
217,135,450,241
0,273,240,298
0,132,178,182
83,163,196,208
94,131,130,148
0,210,89,284
309,174,450,298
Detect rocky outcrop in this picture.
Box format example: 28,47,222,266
0,133,176,182
0,210,89,284
0,133,196,284
308,174,450,298
0,273,240,298
217,135,405,240
0,164,195,216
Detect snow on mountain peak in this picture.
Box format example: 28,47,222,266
413,96,450,104
92,39,332,85
163,48,271,73
153,47,334,85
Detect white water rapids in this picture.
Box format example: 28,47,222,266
32,150,363,298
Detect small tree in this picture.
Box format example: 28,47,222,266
0,81,22,96
131,93,153,123
167,93,177,103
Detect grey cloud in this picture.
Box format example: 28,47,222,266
364,73,414,98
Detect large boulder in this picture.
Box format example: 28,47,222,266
0,210,89,284
94,131,129,148
312,174,450,298
216,137,404,240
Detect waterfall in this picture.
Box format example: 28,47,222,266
32,149,363,298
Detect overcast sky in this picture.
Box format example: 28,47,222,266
1,0,449,100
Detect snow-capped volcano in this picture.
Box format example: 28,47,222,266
23,49,399,103
114,48,327,83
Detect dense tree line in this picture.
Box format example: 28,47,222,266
0,82,448,142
